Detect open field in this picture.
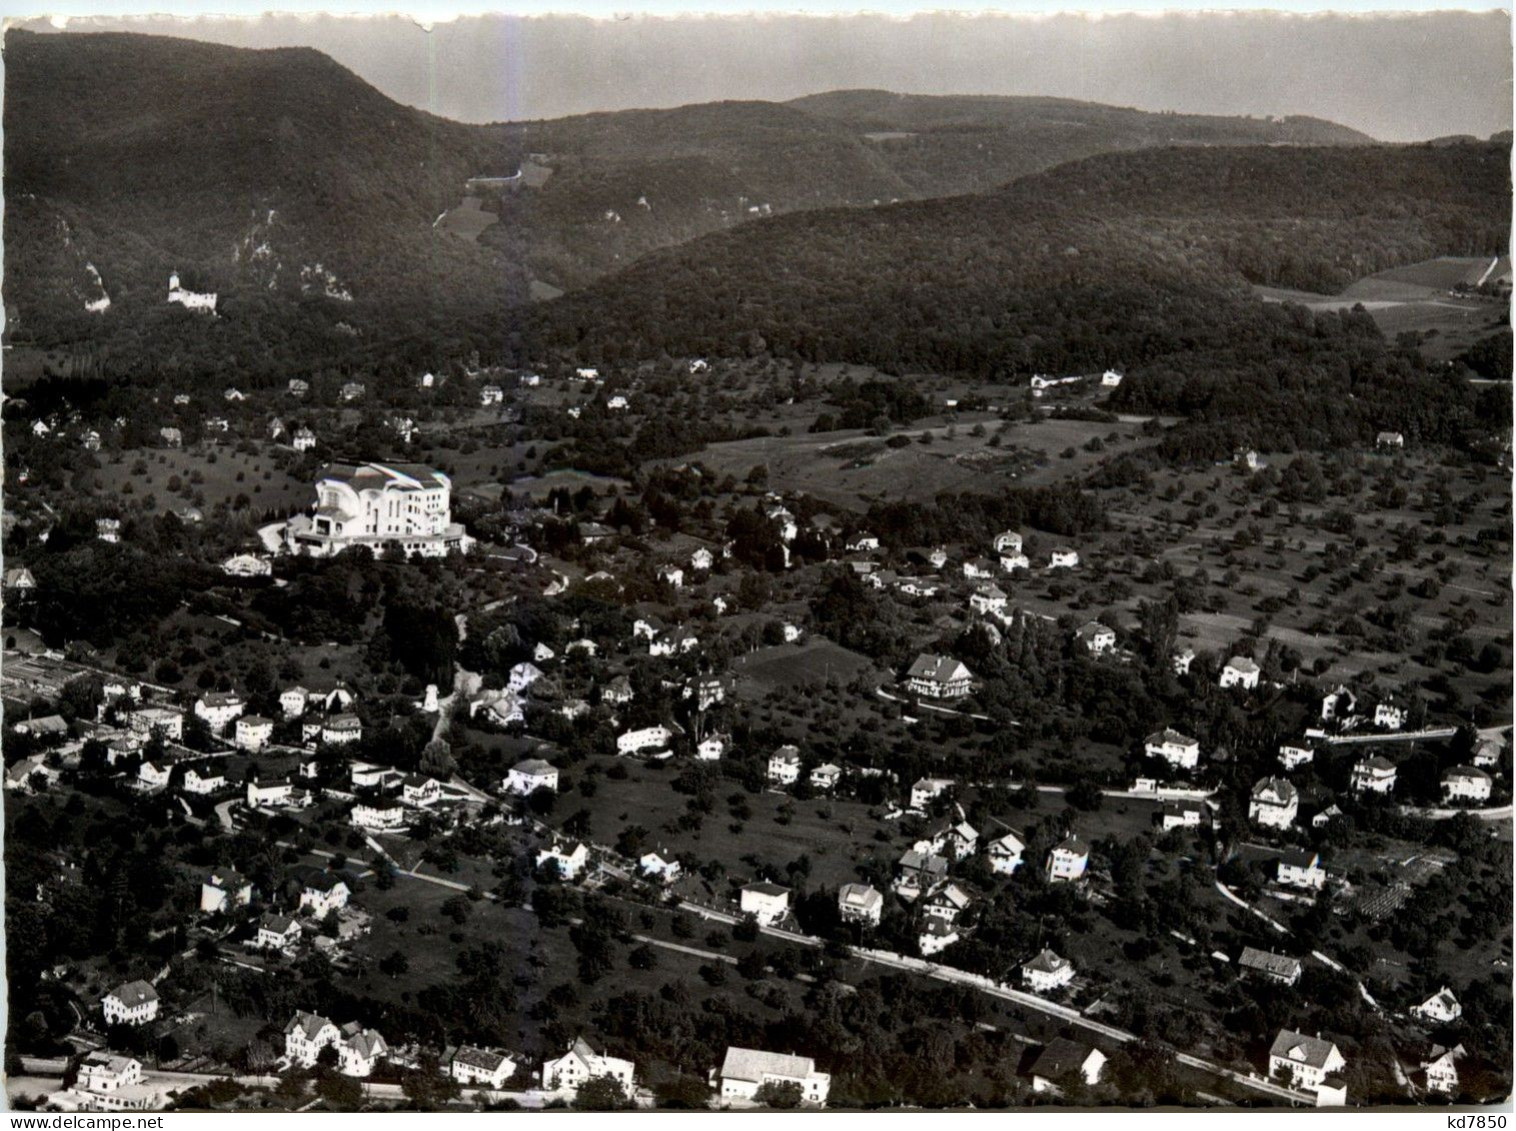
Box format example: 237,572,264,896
96,444,310,516
685,415,1154,510
434,195,499,243
731,638,881,695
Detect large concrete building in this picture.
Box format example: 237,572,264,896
285,462,472,559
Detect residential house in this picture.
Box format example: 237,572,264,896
919,916,960,957
322,715,363,745
452,1046,516,1090
740,882,791,926
910,777,954,811
1172,648,1196,675
1159,800,1205,831
837,883,883,926
279,687,310,719
657,565,684,589
285,1011,341,1067
893,850,949,900
639,851,681,884
540,1037,635,1095
1375,699,1405,730
1472,738,1503,768
1240,947,1303,987
904,654,973,699
1376,431,1405,449
1076,621,1117,655
1321,685,1359,722
1022,948,1076,993
200,869,253,914
566,638,598,657
987,831,1026,875
1048,548,1080,569
961,558,996,580
846,533,880,552
970,584,1008,615
1249,777,1299,829
351,797,405,831
1000,551,1031,572
767,745,802,786
923,882,971,923
619,725,676,757
235,715,274,751
338,1025,388,1078
1144,727,1200,769
182,763,227,795
246,778,295,808
75,1052,144,1096
4,566,37,592
1351,755,1397,794
993,531,1023,555
299,870,351,918
717,1047,829,1107
137,761,172,790
928,821,979,861
256,914,302,952
809,763,842,791
1029,1038,1107,1094
1422,1045,1464,1095
194,691,246,734
1411,987,1462,1025
533,642,556,664
696,734,729,761
508,662,544,694
1045,834,1089,883
1268,1030,1346,1094
292,427,317,452
690,547,715,571
288,378,310,397
537,842,591,881
1278,743,1315,770
1276,849,1328,891
401,774,442,807
96,517,121,544
504,758,558,795
479,385,504,406
101,981,160,1026
602,675,634,705
1442,766,1492,803
1220,657,1261,690
160,427,183,447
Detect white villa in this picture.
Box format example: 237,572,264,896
1250,777,1299,828
1220,657,1261,690
1144,728,1200,769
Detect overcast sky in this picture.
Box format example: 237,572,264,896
12,10,1512,141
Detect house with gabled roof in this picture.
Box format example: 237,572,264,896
338,1024,388,1077
739,882,791,925
1145,727,1200,769
452,1046,516,1090
1268,1030,1346,1096
1421,1044,1464,1094
504,758,558,795
101,980,159,1026
987,830,1026,875
1046,833,1089,883
1220,656,1261,690
285,1011,340,1067
541,1036,635,1096
1022,948,1075,993
1276,848,1327,892
903,654,973,700
1249,777,1298,828
1029,1038,1106,1093
1411,986,1462,1025
1351,755,1397,794
1240,947,1302,986
837,883,883,926
1442,765,1492,803
200,869,252,914
717,1046,829,1106
893,849,948,901
1076,621,1117,655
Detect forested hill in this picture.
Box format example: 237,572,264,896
5,29,1382,381
785,89,1372,195
529,140,1509,374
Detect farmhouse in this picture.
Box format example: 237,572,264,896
1075,621,1117,655
453,1046,517,1090
504,758,558,795
718,1047,830,1107
838,883,883,925
1240,947,1302,987
285,462,471,559
739,882,791,926
1045,834,1089,884
1144,727,1200,769
1029,1038,1106,1093
903,654,973,699
1022,948,1076,993
1442,765,1492,803
541,1038,635,1096
1249,777,1299,829
1351,755,1397,794
1220,657,1261,690
101,981,160,1026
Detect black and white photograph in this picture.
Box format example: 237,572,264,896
0,5,1511,1115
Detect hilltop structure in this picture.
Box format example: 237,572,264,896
284,462,472,559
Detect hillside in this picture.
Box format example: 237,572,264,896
528,140,1510,450
4,29,1382,379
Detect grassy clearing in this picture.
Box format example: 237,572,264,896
731,638,880,695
